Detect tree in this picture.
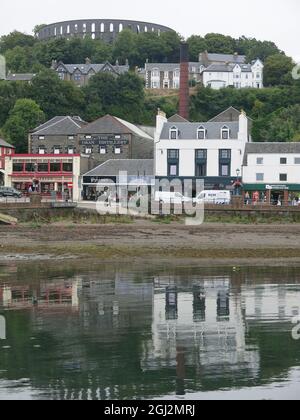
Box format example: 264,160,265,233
3,99,45,152
114,73,145,122
5,46,37,73
83,72,118,112
29,69,85,119
33,24,47,36
246,40,281,62
187,35,208,61
204,33,236,54
0,31,36,54
112,29,138,65
0,80,30,126
264,54,294,86
253,105,300,142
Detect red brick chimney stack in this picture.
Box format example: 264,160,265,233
179,42,189,121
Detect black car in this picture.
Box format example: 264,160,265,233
0,187,22,198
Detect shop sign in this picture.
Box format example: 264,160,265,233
80,137,129,146
266,185,289,190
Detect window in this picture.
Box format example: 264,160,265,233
257,157,264,165
85,147,92,155
25,163,35,172
101,23,105,33
280,157,287,165
220,150,231,159
38,136,45,140
219,149,231,177
280,174,287,182
53,147,61,155
50,163,61,172
68,136,74,140
73,73,81,81
195,149,207,159
85,135,92,139
170,127,178,140
167,149,179,159
38,163,48,172
114,147,121,155
38,147,45,155
152,69,160,78
63,163,73,172
221,165,230,176
13,163,23,172
221,126,230,139
295,158,300,164
256,173,264,181
110,23,114,33
99,146,107,155
169,165,178,176
197,126,206,140
68,147,75,155
174,69,180,78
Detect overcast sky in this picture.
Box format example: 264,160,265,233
1,0,299,61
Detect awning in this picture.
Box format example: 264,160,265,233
244,184,300,191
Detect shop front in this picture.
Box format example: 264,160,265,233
4,154,81,201
243,184,300,206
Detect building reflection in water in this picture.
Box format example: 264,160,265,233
0,269,300,400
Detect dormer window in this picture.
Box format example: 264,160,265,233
170,127,179,140
197,126,206,140
221,126,230,140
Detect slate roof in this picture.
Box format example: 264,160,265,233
200,53,246,65
31,116,87,135
79,115,153,140
209,107,253,123
204,63,252,73
145,62,202,73
6,73,36,81
168,114,189,123
0,137,15,148
83,159,154,177
243,143,300,165
56,62,129,75
160,122,239,140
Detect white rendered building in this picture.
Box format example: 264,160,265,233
203,59,264,90
155,109,250,189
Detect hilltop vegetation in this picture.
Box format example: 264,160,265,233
0,28,299,151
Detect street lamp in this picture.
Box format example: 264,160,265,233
235,169,241,196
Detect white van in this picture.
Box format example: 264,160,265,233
155,191,192,204
194,190,231,205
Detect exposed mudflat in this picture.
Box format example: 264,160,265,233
0,221,299,266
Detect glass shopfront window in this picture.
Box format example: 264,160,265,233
38,163,49,172
63,163,73,172
25,163,36,172
12,163,23,172
50,163,61,172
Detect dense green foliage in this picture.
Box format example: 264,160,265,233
2,98,45,152
0,29,299,151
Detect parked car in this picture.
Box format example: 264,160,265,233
0,187,22,198
194,190,231,205
155,191,192,204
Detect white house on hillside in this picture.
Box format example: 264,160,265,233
203,59,264,90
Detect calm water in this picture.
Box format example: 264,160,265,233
0,263,300,400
